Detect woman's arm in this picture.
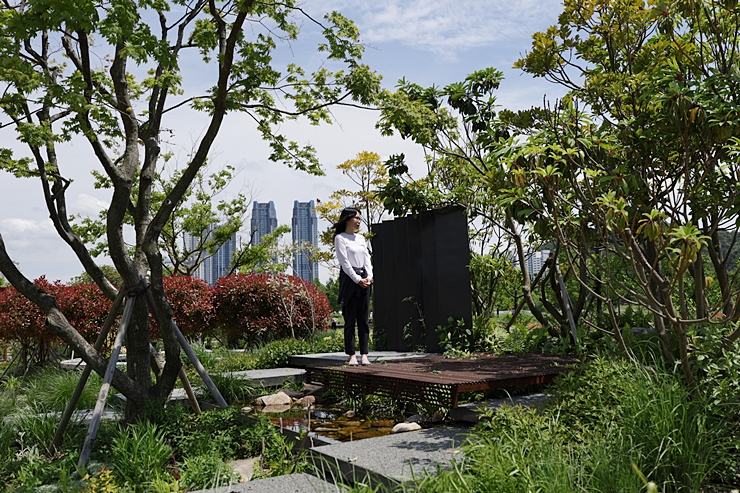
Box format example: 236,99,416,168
335,235,363,283
363,235,373,282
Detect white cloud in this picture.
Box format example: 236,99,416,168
74,193,109,216
0,217,54,236
0,217,61,253
313,0,561,58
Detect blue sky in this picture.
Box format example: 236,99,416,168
0,0,567,283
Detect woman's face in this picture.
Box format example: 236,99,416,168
346,213,361,233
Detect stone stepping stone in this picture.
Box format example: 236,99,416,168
189,472,345,493
309,426,467,490
216,368,305,387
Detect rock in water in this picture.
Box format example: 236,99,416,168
253,391,292,406
391,422,422,434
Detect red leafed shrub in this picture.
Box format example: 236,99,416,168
0,281,51,346
0,278,114,349
0,277,60,365
149,275,214,338
56,282,115,343
213,273,331,344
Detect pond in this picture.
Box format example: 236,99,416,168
257,405,399,442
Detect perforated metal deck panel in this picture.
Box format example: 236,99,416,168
305,353,579,409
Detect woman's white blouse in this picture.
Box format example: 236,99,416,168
335,232,373,284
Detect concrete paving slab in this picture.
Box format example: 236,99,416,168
217,368,306,387
60,356,126,371
289,351,437,368
309,426,467,489
449,392,552,423
190,472,345,493
113,387,191,403
4,408,123,425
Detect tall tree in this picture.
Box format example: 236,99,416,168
0,0,380,418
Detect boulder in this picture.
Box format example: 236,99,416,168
391,422,422,434
227,457,260,482
253,391,292,407
296,395,316,407
259,404,292,414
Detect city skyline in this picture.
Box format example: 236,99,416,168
292,200,319,282
185,225,238,286
250,201,278,246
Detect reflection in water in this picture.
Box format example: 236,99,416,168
258,405,398,442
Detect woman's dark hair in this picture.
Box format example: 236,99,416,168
332,208,361,237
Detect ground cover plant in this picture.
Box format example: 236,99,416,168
344,351,737,493
0,400,305,492
0,332,338,492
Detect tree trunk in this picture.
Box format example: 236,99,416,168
644,240,675,361
506,211,551,330
124,296,153,420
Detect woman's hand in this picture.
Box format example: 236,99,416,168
358,278,371,288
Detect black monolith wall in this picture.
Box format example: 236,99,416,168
371,206,472,353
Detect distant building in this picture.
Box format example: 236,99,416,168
525,250,551,276
186,224,237,285
250,201,278,245
292,200,318,282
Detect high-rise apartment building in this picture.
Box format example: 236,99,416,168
185,224,237,285
525,250,551,276
250,201,278,245
510,249,552,277
291,200,318,282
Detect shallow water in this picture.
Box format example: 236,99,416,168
258,406,399,442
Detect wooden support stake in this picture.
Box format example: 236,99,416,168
53,289,126,451
78,294,135,470
172,321,228,409
142,283,210,412
148,344,201,414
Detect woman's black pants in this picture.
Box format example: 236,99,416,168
343,291,370,355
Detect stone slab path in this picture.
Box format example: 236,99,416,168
190,472,345,493
308,426,467,490
216,368,306,387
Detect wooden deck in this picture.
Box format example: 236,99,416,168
305,353,579,409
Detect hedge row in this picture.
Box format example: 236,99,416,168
0,274,331,349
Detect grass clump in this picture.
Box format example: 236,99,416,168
397,357,729,493
180,454,240,491
109,421,172,491
22,367,104,412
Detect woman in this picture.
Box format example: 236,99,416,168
333,208,373,366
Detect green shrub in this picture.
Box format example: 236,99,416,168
254,339,311,369
407,357,725,493
180,454,240,490
110,421,173,490
408,404,641,493
210,352,258,373
309,330,345,353
14,406,62,457
0,420,15,465
152,406,283,462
